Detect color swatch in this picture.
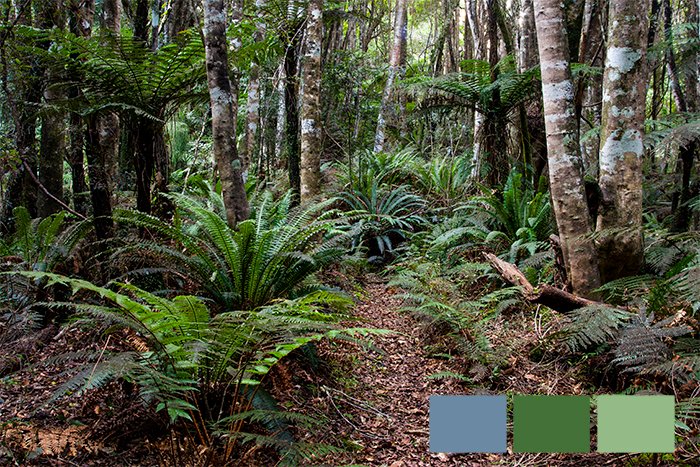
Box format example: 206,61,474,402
429,395,507,453
512,395,590,453
428,394,676,454
596,395,675,453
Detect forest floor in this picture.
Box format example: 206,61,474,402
0,274,692,466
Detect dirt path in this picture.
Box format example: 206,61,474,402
298,278,634,467
307,280,497,466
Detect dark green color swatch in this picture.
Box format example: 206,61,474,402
596,395,675,453
513,395,590,453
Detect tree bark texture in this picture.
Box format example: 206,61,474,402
36,0,66,218
66,0,94,216
300,0,323,202
373,0,407,153
244,0,267,175
595,0,650,282
534,0,601,297
284,11,303,205
576,0,604,178
203,0,250,228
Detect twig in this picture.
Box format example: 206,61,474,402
321,386,392,440
22,160,88,220
322,385,392,419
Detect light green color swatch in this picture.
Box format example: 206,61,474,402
596,395,675,453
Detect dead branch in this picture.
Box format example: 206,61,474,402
484,253,599,313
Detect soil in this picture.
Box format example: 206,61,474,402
1,276,696,466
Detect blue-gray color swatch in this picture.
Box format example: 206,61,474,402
429,395,507,453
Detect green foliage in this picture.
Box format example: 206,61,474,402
114,192,345,311
335,182,426,260
413,154,473,209
0,207,89,272
13,271,386,463
56,29,206,120
334,148,419,193
559,305,634,352
612,309,691,375
406,56,539,119
430,171,552,262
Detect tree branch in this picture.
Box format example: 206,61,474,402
484,252,599,313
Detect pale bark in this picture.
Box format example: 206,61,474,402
300,0,323,202
203,0,250,227
466,0,484,176
373,0,407,153
534,0,601,296
576,0,604,179
517,0,538,72
595,0,650,282
244,0,267,175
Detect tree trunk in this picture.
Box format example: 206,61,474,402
666,0,697,232
82,0,119,240
534,0,601,297
595,0,650,282
300,0,323,202
203,0,250,228
86,116,115,241
284,6,303,205
466,0,484,177
576,0,604,179
244,0,267,176
66,0,94,217
517,0,538,72
38,84,66,218
165,0,197,42
373,0,407,153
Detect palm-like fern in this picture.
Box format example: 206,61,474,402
114,192,345,311
414,154,474,209
407,57,539,119
58,29,206,120
335,182,426,259
334,147,419,193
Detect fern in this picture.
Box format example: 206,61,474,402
560,305,634,352
612,309,692,374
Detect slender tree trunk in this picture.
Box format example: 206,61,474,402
665,0,696,232
203,0,249,227
300,0,323,202
576,0,604,178
373,0,407,153
36,1,66,218
517,0,538,72
83,0,119,240
66,0,93,216
165,0,197,42
595,0,650,282
534,0,601,296
244,0,267,176
466,0,484,176
284,4,303,204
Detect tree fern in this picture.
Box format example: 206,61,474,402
560,305,634,352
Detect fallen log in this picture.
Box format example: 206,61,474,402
484,253,599,313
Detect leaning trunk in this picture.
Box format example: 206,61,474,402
373,0,407,153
